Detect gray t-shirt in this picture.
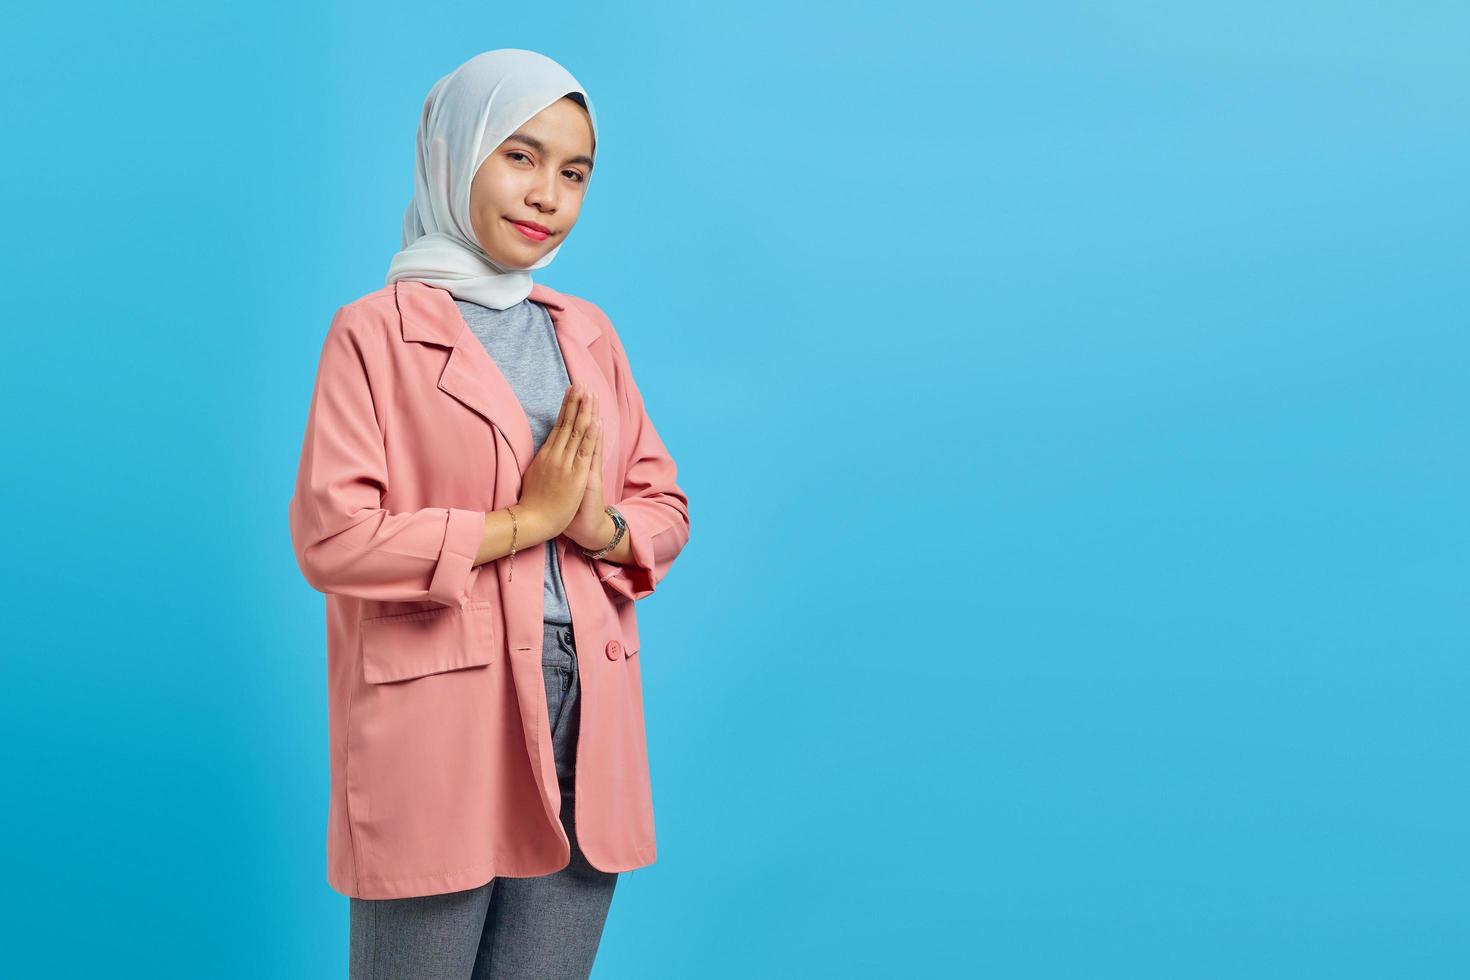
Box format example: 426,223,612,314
454,297,573,627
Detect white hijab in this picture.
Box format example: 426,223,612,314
385,49,598,309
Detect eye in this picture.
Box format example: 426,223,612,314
507,151,584,183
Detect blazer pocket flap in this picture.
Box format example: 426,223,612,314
360,601,504,684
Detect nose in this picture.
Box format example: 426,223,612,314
526,171,558,211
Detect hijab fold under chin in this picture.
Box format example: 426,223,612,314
384,49,597,310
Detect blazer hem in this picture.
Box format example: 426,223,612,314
327,842,657,900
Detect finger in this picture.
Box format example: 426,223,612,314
575,416,600,477
545,384,571,453
556,383,576,427
548,382,581,456
588,391,605,454
585,415,601,462
589,413,603,480
572,383,596,439
570,394,598,468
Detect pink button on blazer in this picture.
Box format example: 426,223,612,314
287,279,691,899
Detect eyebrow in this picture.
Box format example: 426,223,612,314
504,132,595,171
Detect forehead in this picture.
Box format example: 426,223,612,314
501,101,594,157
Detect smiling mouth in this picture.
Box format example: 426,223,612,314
507,219,550,242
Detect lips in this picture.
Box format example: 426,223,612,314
507,219,550,242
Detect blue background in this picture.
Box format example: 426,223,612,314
2,1,1466,977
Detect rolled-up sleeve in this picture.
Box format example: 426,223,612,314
592,324,691,602
288,304,485,607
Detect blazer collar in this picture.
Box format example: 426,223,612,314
393,279,600,349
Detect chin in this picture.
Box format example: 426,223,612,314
486,243,541,271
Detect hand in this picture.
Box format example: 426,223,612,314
562,391,612,550
514,382,600,541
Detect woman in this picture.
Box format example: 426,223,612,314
287,49,691,979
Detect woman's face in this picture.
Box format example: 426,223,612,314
469,96,596,269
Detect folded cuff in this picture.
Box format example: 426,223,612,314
427,508,485,607
596,508,658,601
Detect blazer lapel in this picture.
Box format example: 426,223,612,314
392,280,608,480
533,282,620,495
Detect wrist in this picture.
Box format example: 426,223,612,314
565,510,609,551
509,504,554,546
579,506,626,559
592,510,617,550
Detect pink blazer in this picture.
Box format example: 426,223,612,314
287,279,691,899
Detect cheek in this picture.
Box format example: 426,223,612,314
472,166,518,210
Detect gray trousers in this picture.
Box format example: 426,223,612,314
348,621,620,979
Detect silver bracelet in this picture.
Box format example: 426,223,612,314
581,505,626,560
